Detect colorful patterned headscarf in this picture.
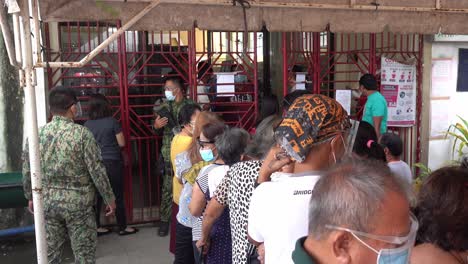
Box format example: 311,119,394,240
275,94,351,163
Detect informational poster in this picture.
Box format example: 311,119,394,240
381,57,417,127
432,58,453,97
335,90,352,114
215,72,236,97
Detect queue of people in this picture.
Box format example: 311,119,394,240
21,72,467,264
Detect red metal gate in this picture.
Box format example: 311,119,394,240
44,23,259,223
192,30,258,130
282,31,423,166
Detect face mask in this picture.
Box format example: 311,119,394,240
326,214,418,264
165,91,176,101
351,232,412,264
199,148,214,162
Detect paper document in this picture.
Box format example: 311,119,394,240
295,73,307,90
335,90,352,114
216,73,236,97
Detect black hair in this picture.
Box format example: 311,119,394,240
462,155,468,169
164,73,186,93
259,94,279,121
359,73,378,91
197,61,213,80
178,104,201,127
353,121,386,162
49,86,78,115
380,132,403,157
291,65,302,73
88,93,113,120
282,90,312,109
415,166,468,251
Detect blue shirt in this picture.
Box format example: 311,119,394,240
362,91,388,134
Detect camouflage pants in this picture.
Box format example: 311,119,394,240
45,204,97,264
160,144,173,223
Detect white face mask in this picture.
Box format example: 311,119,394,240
165,91,176,101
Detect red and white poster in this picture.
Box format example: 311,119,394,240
381,57,417,127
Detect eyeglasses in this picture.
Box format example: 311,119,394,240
197,138,214,148
325,213,419,245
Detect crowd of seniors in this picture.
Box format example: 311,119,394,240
23,83,467,264
169,92,467,264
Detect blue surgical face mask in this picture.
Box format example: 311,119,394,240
165,91,175,101
326,213,418,264
351,232,412,264
199,148,214,162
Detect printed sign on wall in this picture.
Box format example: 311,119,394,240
381,57,417,127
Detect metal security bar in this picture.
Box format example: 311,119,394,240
282,31,423,166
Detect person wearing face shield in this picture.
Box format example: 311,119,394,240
22,86,116,263
247,94,352,264
153,74,195,238
292,158,416,264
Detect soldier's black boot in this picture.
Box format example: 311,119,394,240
158,221,169,237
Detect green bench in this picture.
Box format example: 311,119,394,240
0,172,28,209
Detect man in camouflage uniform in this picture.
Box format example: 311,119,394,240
22,86,116,264
153,75,194,237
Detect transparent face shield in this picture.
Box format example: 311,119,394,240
66,100,83,119
345,119,360,155
276,130,352,164
326,213,419,264
74,101,83,118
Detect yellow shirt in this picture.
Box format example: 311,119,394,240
170,134,192,204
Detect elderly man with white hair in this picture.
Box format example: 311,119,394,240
292,158,417,264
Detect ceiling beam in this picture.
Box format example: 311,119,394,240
103,0,468,14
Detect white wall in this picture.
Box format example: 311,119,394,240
428,42,468,170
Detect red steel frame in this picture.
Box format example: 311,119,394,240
44,22,259,224
282,32,423,166
192,30,258,130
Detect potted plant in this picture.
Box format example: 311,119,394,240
413,163,431,193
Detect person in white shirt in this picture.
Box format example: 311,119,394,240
248,94,352,264
380,132,413,186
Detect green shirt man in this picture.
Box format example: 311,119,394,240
359,74,388,138
292,237,317,264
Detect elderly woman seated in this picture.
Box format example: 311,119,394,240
411,164,468,264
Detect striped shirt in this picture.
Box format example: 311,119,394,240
192,164,220,241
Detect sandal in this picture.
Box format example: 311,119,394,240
97,227,112,237
119,227,139,236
